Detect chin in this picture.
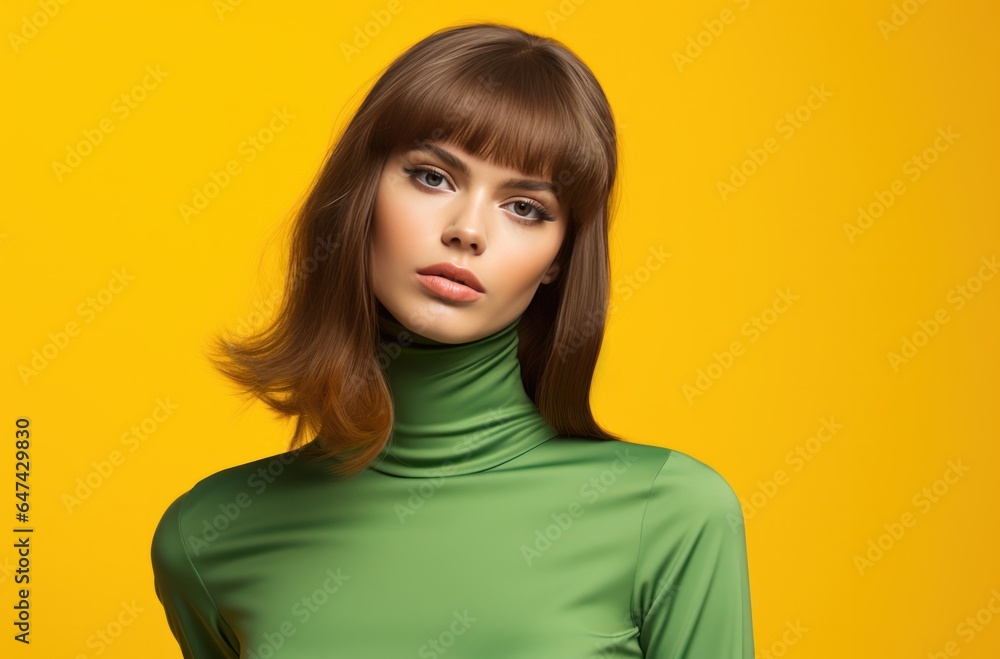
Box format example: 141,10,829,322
414,311,484,344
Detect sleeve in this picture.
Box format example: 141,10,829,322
632,451,754,658
150,490,241,659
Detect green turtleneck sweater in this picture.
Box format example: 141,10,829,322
151,311,754,658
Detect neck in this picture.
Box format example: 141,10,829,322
370,303,559,477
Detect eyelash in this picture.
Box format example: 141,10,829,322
402,166,556,225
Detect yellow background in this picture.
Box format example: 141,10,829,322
3,0,998,656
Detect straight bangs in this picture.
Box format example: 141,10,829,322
366,33,615,230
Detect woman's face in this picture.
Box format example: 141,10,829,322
371,139,568,344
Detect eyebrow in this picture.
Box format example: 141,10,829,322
405,143,559,198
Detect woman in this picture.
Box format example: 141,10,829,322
151,21,754,658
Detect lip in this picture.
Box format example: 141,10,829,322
416,262,485,303
416,262,485,293
417,274,483,302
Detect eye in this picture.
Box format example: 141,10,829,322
504,199,556,224
403,166,452,190
403,166,557,225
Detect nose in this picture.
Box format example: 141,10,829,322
441,192,487,254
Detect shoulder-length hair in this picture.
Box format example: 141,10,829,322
208,21,624,479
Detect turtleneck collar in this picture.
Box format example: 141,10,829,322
369,303,560,478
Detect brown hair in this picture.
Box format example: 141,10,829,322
207,21,624,479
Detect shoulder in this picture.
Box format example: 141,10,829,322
540,436,742,524
639,447,746,541
651,449,742,511
150,445,310,563
160,445,312,517
537,434,674,475
549,437,739,498
627,448,754,651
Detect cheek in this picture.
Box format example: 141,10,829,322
372,189,415,263
501,239,563,295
